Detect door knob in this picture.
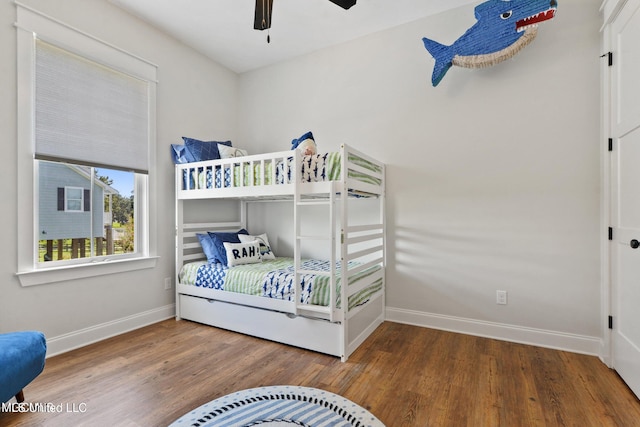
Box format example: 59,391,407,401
631,239,640,249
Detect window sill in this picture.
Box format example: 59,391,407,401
16,256,159,287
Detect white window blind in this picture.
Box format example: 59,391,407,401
35,40,149,174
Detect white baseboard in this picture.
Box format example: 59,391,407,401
44,305,600,358
385,307,600,356
45,304,175,357
599,336,612,367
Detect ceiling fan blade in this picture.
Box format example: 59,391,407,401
328,0,357,9
254,0,273,30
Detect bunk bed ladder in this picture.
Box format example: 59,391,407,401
293,175,338,322
339,147,349,361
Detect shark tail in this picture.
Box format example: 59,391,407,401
422,37,454,87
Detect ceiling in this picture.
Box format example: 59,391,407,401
109,0,478,73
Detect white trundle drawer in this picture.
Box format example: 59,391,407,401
179,294,343,357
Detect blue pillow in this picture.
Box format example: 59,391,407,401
182,137,232,162
171,144,189,164
196,233,218,264
207,229,249,265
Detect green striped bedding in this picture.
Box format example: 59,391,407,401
196,151,382,189
180,257,383,311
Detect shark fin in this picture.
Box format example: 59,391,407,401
422,37,454,87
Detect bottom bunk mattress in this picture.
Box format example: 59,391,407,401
179,257,382,310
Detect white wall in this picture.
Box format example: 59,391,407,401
0,0,604,357
0,0,238,354
238,1,603,353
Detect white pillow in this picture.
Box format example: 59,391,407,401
218,144,248,159
239,233,276,260
223,241,262,267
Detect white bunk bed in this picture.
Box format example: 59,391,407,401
175,144,385,362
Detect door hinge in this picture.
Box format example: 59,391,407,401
609,227,613,241
601,51,613,66
609,315,613,330
608,138,613,152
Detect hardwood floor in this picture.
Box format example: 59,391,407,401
1,320,639,427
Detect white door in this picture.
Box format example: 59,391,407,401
610,0,640,400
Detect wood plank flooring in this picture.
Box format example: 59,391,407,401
1,320,639,427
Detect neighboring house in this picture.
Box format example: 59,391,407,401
38,162,119,258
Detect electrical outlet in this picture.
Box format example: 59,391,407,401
164,277,172,290
496,290,507,305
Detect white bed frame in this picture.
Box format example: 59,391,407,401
174,144,385,361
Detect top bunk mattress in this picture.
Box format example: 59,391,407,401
179,257,383,311
178,151,383,194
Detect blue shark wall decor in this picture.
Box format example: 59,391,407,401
422,0,557,87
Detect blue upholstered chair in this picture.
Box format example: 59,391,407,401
0,331,47,403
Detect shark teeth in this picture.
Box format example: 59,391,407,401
516,8,556,32
517,23,538,33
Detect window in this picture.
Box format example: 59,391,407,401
39,162,136,264
16,5,158,286
64,187,84,212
